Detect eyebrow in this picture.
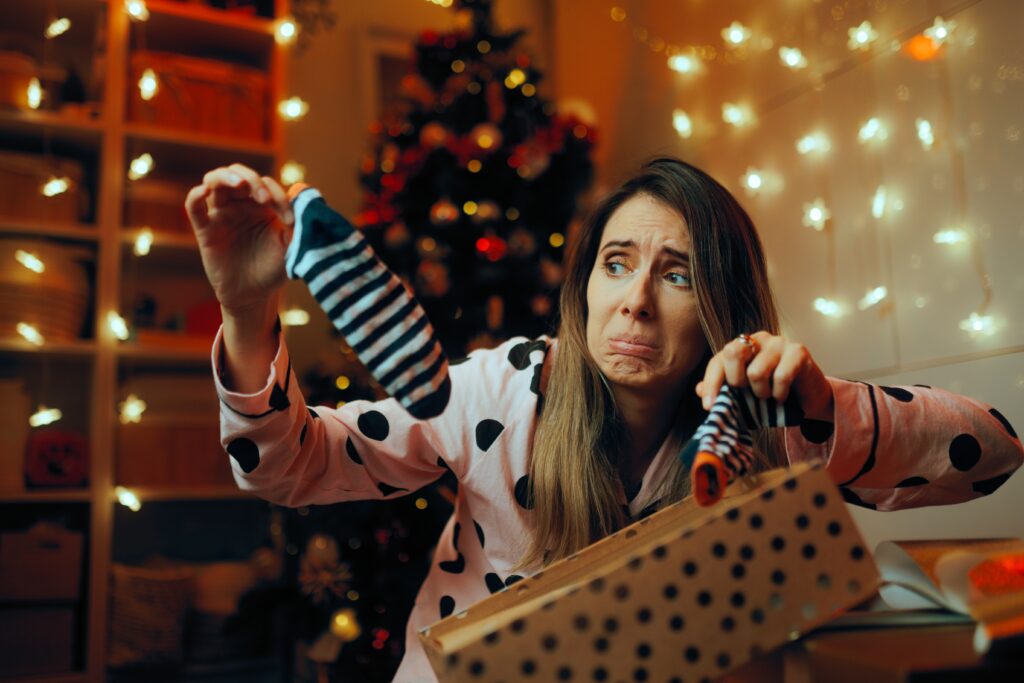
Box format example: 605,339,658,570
599,239,690,262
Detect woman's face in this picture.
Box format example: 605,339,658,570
585,194,708,396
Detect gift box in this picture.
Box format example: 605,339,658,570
419,461,880,682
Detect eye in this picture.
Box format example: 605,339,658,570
665,271,691,287
602,260,628,276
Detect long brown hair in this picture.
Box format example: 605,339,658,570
519,157,784,569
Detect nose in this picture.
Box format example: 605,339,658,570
620,270,655,320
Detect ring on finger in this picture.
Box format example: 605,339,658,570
736,333,760,357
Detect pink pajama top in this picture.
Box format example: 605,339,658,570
212,330,1022,682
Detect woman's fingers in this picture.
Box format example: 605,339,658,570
261,175,293,226
746,334,784,399
184,184,211,229
701,356,726,410
772,342,810,402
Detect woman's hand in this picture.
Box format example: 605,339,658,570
185,164,293,318
696,331,834,421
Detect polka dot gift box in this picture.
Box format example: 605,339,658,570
418,461,879,682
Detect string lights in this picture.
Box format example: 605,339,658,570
127,152,154,181
847,21,878,51
29,405,63,427
45,18,71,39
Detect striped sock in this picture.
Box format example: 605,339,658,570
285,185,451,419
680,386,803,503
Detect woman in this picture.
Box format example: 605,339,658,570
186,157,1022,682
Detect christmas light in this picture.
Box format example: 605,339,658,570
451,60,465,74
29,405,62,427
722,21,752,47
133,227,153,256
916,118,935,150
281,308,310,326
871,185,888,219
41,176,70,197
124,0,150,22
610,7,626,23
742,168,764,194
667,54,701,74
335,375,351,391
477,40,491,54
115,486,142,512
278,96,309,121
138,68,158,101
722,103,754,128
45,17,72,39
330,608,361,642
779,47,807,70
463,201,478,216
504,69,527,89
802,198,830,231
933,228,969,245
924,16,956,48
128,153,154,181
813,297,842,317
275,17,298,45
119,394,147,424
27,78,42,109
16,250,44,273
858,286,888,310
796,131,831,155
858,117,888,144
415,497,428,510
549,233,565,248
959,312,995,337
467,159,482,173
672,109,693,138
847,21,878,51
16,322,44,346
281,161,306,186
108,311,130,340
505,207,520,221
521,83,536,97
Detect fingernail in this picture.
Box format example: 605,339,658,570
256,187,269,202
227,173,242,185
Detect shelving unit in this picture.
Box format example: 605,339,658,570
0,1,289,680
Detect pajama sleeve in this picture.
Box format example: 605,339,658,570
784,378,1024,511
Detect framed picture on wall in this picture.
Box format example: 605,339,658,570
356,28,417,134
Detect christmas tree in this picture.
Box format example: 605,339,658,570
356,0,595,355
281,2,593,680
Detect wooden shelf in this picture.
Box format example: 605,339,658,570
114,485,253,502
0,489,92,504
0,672,89,683
0,218,100,243
0,337,97,358
146,0,276,35
124,124,277,173
115,333,214,364
0,108,104,144
119,227,196,252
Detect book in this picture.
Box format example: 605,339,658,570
875,538,1024,653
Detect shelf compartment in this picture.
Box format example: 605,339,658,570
124,128,276,177
0,217,99,243
137,0,277,69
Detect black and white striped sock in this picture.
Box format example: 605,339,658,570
680,385,804,478
285,185,450,419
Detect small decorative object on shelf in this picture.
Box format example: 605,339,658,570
24,430,90,488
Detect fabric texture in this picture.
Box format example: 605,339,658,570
213,332,1023,682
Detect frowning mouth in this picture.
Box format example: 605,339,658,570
608,338,658,358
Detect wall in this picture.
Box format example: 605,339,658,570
550,0,1023,547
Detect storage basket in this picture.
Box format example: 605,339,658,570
128,51,268,141
0,151,88,223
108,563,194,667
124,178,193,233
0,237,91,341
0,50,37,111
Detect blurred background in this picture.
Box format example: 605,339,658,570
0,0,1020,681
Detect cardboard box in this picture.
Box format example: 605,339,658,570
419,461,880,682
0,605,75,677
0,522,84,602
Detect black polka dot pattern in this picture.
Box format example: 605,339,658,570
345,436,363,465
357,410,390,441
475,419,505,452
474,520,485,548
376,482,407,497
839,487,876,510
268,383,290,411
439,595,455,619
799,418,834,444
299,423,307,446
989,408,1018,439
484,572,504,594
227,438,259,473
972,472,1012,495
880,386,914,402
949,433,981,471
895,476,929,488
530,363,543,396
507,339,547,370
514,474,534,509
307,407,319,420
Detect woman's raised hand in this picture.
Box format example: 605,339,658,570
696,331,834,421
185,164,294,317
